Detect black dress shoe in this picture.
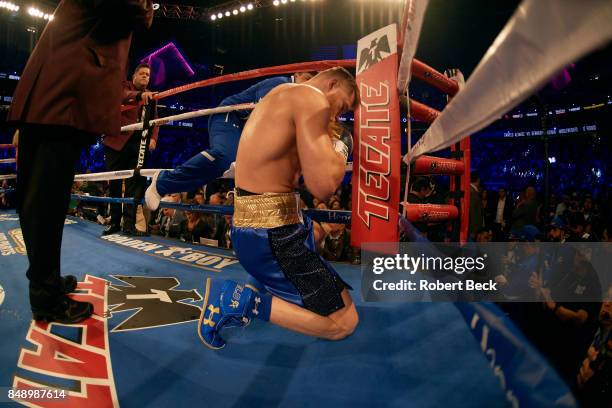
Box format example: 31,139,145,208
32,296,93,324
61,275,78,294
122,228,150,237
102,224,121,236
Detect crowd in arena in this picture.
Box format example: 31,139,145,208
409,171,611,405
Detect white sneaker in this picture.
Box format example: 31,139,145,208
144,170,162,211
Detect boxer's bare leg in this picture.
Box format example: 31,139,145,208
269,289,358,340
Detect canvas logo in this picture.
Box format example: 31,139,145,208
357,35,391,74
13,275,119,407
8,228,25,255
0,284,5,306
0,232,16,256
107,275,202,332
101,234,239,271
0,214,19,222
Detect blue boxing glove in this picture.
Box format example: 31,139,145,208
331,126,353,162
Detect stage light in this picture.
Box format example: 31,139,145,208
225,11,230,16
247,3,254,9
27,6,53,20
232,9,238,15
240,6,246,12
152,3,160,10
281,0,288,3
0,1,20,12
217,12,222,18
273,0,280,5
211,14,216,20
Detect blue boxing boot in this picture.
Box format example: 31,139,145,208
197,279,268,349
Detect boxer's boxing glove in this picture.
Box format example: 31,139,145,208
331,126,353,162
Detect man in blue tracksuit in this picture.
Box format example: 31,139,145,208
145,72,315,210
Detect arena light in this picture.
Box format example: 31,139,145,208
0,1,20,12
281,0,288,3
28,6,54,20
210,2,256,23
273,0,279,5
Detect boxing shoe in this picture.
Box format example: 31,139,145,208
144,170,162,211
32,296,93,324
197,279,262,349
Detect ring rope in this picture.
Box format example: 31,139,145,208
121,59,356,112
120,58,458,113
70,193,353,224
120,102,256,132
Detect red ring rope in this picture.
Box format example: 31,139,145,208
122,58,457,112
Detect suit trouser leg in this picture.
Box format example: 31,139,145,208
121,135,145,230
17,125,91,308
123,174,145,230
105,147,124,227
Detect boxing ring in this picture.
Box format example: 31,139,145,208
0,212,512,407
2,0,612,406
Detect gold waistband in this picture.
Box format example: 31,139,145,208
233,192,302,229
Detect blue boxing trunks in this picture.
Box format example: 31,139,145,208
231,189,349,316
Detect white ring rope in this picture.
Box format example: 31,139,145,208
410,0,612,159
397,0,429,95
0,174,16,180
0,159,16,164
74,170,135,182
120,102,257,132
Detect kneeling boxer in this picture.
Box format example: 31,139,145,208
197,67,359,348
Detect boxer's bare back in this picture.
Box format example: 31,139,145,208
235,79,355,200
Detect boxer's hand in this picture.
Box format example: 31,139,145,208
331,127,353,162
149,138,157,151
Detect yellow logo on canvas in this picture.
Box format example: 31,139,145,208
8,228,26,255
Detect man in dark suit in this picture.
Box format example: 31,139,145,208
102,63,159,236
8,0,153,323
510,186,539,232
490,186,514,240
